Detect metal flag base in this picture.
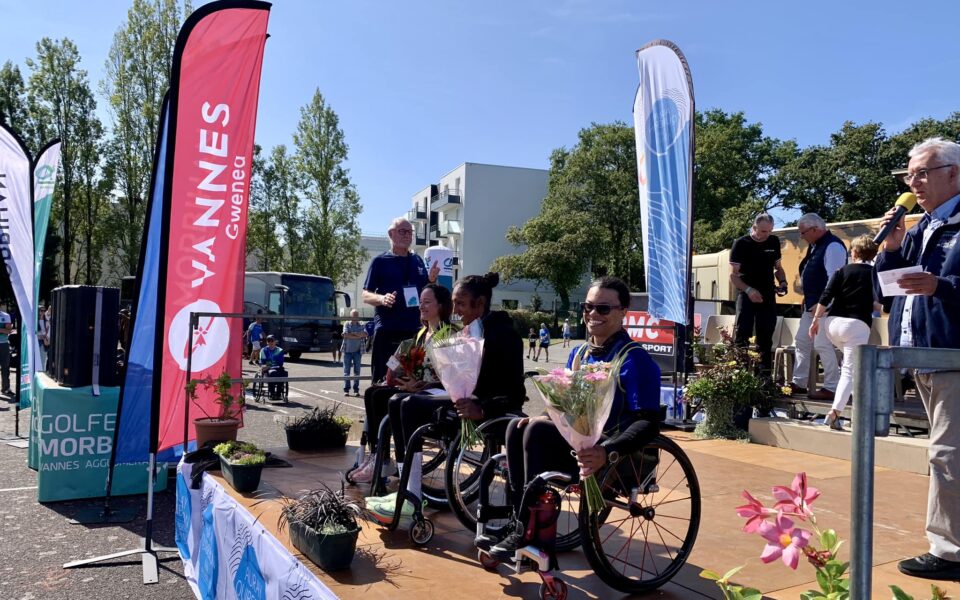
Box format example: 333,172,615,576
62,453,177,585
68,505,138,525
63,543,179,584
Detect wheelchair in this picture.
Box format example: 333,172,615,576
444,416,581,553
474,435,701,597
250,368,289,404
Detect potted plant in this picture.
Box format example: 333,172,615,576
684,329,767,440
278,483,362,571
280,404,352,452
188,370,246,447
213,441,266,493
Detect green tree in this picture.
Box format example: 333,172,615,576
26,38,97,285
246,144,288,271
693,109,797,252
101,0,190,277
494,122,641,298
293,89,364,286
0,61,29,133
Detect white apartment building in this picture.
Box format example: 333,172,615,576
408,162,582,309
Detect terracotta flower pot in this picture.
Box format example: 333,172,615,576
194,418,240,448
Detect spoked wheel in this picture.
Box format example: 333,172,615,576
446,419,509,532
539,578,568,600
580,435,700,593
419,437,449,509
409,517,434,546
553,485,583,552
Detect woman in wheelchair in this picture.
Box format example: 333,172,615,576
370,272,525,519
259,334,287,400
354,283,453,484
487,276,662,561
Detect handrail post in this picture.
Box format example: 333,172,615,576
850,344,879,599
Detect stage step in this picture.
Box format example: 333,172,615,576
749,417,929,475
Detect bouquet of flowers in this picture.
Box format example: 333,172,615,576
532,362,619,514
385,339,427,386
427,334,485,449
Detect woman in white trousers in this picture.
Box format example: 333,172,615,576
808,235,879,430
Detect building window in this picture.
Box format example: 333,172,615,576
454,177,461,193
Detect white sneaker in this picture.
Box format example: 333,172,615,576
350,454,377,484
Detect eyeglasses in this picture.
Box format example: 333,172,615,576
582,302,622,315
902,164,954,184
394,229,414,236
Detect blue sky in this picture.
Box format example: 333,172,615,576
3,0,960,234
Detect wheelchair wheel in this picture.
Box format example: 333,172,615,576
446,420,582,552
579,435,700,593
419,437,449,509
250,373,265,404
445,419,508,533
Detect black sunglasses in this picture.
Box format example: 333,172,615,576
582,302,622,315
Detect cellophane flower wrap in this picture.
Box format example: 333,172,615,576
532,362,618,515
427,335,485,449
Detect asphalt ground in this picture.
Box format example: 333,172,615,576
0,342,574,600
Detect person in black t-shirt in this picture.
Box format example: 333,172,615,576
808,235,879,430
729,213,787,373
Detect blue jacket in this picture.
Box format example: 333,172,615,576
876,201,960,349
566,330,661,435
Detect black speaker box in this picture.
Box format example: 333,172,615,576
49,285,120,387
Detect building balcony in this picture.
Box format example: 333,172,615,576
415,234,427,246
438,220,461,237
429,223,443,238
406,207,428,222
430,189,461,211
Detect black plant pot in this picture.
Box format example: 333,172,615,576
289,520,359,571
218,455,263,493
733,405,753,432
284,428,348,452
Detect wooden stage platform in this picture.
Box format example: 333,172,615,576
199,431,959,599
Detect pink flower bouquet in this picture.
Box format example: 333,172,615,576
427,335,485,449
532,362,619,514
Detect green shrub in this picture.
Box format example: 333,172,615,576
213,441,266,465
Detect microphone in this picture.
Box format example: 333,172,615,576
873,192,917,245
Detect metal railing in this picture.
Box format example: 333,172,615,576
850,345,960,598
183,311,376,448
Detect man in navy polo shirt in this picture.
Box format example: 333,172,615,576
362,217,439,384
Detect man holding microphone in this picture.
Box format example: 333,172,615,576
877,137,960,581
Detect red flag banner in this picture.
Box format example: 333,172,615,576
156,1,270,452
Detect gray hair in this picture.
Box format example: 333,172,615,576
909,137,960,166
754,213,774,227
797,213,826,230
388,217,411,233
350,309,360,317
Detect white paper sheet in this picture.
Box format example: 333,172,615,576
878,265,924,296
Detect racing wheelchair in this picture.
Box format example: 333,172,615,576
250,368,289,404
473,434,700,598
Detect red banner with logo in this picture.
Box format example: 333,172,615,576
156,1,270,452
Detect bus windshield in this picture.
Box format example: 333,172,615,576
281,274,336,317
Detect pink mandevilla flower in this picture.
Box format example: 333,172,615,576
772,472,820,518
735,490,778,533
758,515,812,569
